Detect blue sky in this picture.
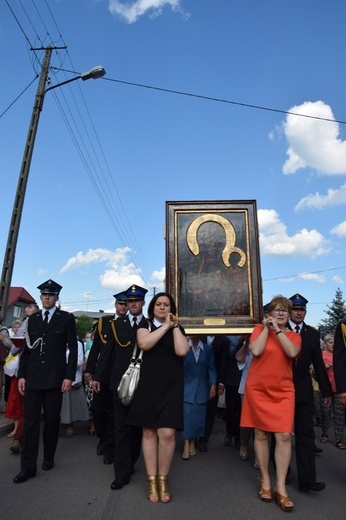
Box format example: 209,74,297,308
1,0,346,326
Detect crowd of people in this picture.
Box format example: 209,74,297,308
1,281,346,512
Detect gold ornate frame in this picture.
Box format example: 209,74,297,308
165,201,263,334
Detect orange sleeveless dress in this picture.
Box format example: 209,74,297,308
240,324,301,432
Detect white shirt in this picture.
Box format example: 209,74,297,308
41,307,57,323
188,339,204,363
289,320,301,334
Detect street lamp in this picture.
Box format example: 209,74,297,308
0,46,106,323
45,65,106,92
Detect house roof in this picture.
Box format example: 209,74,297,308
8,287,36,307
72,310,112,320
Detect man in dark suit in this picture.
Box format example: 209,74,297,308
288,293,332,492
93,284,147,490
84,291,128,463
198,335,230,451
333,320,346,405
13,279,77,483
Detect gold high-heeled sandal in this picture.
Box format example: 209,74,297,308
158,474,171,503
147,475,159,503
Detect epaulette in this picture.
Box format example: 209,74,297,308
98,317,109,345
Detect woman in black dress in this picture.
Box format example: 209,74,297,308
127,292,189,503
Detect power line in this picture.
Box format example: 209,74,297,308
0,76,38,119
53,68,346,125
4,2,154,286
263,265,346,282
103,77,346,125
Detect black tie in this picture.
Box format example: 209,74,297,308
132,316,137,328
43,310,49,326
295,325,300,334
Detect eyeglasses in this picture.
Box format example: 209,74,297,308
272,308,288,314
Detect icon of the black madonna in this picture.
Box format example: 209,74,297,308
165,201,263,334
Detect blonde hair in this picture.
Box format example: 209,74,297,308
323,333,334,344
268,295,292,313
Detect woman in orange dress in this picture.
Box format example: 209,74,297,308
240,295,301,511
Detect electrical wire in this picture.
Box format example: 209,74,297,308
0,76,38,119
53,67,346,125
263,265,346,282
103,77,346,125
5,0,154,286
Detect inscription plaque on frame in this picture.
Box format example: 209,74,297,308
165,201,263,334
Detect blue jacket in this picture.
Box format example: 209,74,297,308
183,342,217,404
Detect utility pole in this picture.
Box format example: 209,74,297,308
0,47,105,323
0,47,54,322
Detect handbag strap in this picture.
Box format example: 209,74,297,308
131,319,152,361
131,343,143,361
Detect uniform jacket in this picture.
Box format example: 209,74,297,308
289,322,332,403
183,342,217,405
333,320,346,394
94,314,146,391
18,308,78,390
85,314,115,377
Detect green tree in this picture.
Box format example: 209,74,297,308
75,315,95,340
318,287,346,336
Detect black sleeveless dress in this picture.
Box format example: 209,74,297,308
127,321,185,430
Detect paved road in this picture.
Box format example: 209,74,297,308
1,416,345,520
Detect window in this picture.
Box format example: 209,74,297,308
13,305,22,318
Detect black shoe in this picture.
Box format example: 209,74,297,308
199,443,208,452
314,444,323,454
103,456,114,465
299,481,326,492
10,440,21,454
42,460,54,471
13,469,36,484
97,441,104,456
223,434,232,447
111,478,130,490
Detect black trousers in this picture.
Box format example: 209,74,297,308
112,391,142,481
200,394,218,444
91,384,114,458
294,400,317,486
21,387,63,471
225,385,242,440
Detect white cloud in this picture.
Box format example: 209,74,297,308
108,0,189,24
258,209,329,257
332,275,344,284
151,267,165,283
282,100,346,175
60,247,131,273
100,269,144,291
295,184,346,211
298,272,325,283
60,246,146,293
331,221,346,237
